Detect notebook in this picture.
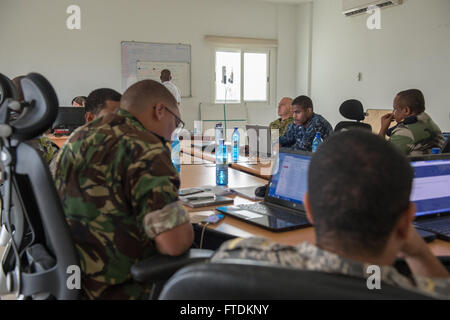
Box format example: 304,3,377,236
179,186,234,208
216,149,312,232
410,154,450,241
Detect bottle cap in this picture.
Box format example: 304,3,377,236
432,148,441,154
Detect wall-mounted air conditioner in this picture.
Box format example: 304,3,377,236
343,0,403,17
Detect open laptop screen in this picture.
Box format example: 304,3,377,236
410,159,450,217
267,151,311,206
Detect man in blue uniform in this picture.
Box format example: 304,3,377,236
279,95,333,151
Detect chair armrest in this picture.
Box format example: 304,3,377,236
131,249,214,283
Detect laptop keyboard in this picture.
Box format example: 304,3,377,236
237,203,309,225
414,216,450,241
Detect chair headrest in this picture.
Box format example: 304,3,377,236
0,73,19,104
339,99,365,121
2,73,59,141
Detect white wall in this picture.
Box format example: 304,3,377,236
0,0,299,130
309,0,450,131
296,1,313,96
2,0,448,131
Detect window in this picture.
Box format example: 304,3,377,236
215,49,269,104
215,50,241,103
244,52,268,102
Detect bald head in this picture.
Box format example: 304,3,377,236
12,76,26,101
278,97,293,120
121,80,180,140
121,79,177,113
160,69,171,82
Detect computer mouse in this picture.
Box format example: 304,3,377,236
255,185,268,198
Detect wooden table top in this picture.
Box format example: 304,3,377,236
181,140,273,180
47,134,69,148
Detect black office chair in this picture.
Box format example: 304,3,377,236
0,73,80,299
157,260,436,300
130,252,450,300
442,139,450,154
334,99,372,132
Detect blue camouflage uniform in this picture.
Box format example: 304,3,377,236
279,113,333,151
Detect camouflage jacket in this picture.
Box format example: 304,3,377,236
279,113,333,151
387,113,444,156
54,109,190,300
269,117,294,137
28,135,59,165
212,238,450,299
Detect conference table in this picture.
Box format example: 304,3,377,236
179,151,450,256
49,136,450,255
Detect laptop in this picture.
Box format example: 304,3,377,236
230,186,265,201
52,106,86,134
409,154,450,241
216,149,312,232
246,125,272,158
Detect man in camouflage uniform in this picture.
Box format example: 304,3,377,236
54,80,193,299
379,89,444,156
213,130,450,299
279,95,333,151
50,88,121,175
269,97,294,137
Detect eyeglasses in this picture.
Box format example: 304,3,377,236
164,106,185,130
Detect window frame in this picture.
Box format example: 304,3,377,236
212,46,274,105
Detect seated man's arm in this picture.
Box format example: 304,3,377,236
269,120,278,131
296,117,333,151
400,225,449,278
154,221,194,256
142,200,193,256
129,146,193,257
320,119,334,141
389,128,414,155
279,124,296,147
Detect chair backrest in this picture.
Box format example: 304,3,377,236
442,139,450,154
159,261,434,300
0,73,80,300
334,121,372,132
0,74,18,104
335,100,372,133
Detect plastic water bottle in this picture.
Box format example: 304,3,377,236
215,123,223,147
312,132,323,152
232,127,240,163
171,134,181,173
216,139,228,186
